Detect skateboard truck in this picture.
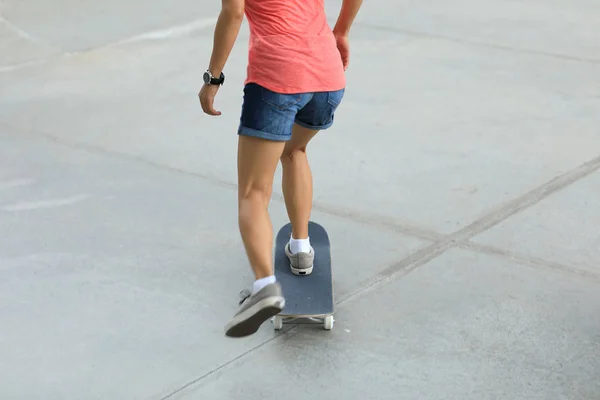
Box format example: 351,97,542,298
271,315,334,330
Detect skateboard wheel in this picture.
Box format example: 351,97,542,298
273,316,283,330
324,315,334,330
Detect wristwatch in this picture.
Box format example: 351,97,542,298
203,70,225,85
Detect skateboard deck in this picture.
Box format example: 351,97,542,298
272,221,334,330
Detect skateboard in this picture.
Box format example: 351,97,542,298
272,221,334,331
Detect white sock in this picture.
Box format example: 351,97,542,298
253,275,276,294
289,236,311,254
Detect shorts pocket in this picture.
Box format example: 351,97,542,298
327,88,345,108
261,86,303,111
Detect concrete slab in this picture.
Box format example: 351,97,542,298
1,0,220,52
164,249,600,400
0,133,428,399
351,0,600,61
1,22,599,234
1,0,600,398
0,18,57,68
471,171,600,275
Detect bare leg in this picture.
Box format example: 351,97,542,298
224,135,287,337
237,135,286,279
281,123,319,239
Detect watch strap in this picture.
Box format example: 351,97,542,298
205,70,225,85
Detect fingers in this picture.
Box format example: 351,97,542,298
198,88,222,116
204,98,222,116
340,52,349,70
337,46,349,71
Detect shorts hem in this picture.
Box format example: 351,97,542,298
238,126,290,142
294,118,334,131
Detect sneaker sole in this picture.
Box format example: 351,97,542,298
290,264,313,276
225,296,285,338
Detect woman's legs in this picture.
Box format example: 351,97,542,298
225,84,343,337
226,126,319,336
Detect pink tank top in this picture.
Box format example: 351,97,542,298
243,0,346,94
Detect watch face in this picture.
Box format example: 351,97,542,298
203,72,210,84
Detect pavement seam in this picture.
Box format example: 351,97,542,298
460,241,600,284
0,15,53,48
447,155,600,243
5,130,600,398
8,130,600,285
154,155,600,397
356,22,600,65
0,16,217,74
11,129,446,242
159,327,299,400
3,16,598,74
336,154,600,306
6,132,599,277
283,195,443,242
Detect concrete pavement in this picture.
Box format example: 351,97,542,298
1,0,599,398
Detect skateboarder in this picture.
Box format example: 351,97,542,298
198,0,363,337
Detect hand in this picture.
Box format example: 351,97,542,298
334,33,350,70
198,83,222,116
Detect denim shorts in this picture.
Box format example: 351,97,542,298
238,83,345,141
